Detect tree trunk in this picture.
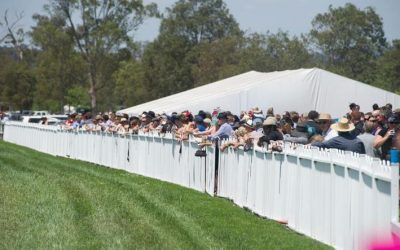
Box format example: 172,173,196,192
88,70,97,113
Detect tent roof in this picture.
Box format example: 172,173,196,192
118,68,399,118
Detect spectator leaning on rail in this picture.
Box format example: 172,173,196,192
257,116,283,147
317,113,337,141
284,121,309,144
358,120,378,157
312,117,366,154
306,110,322,137
208,112,233,141
373,113,400,160
350,111,364,136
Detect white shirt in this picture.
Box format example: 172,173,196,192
323,128,338,141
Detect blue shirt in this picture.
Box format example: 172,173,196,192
72,121,82,129
209,123,233,141
312,132,366,154
197,124,206,132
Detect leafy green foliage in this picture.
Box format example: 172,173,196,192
0,60,36,110
140,0,242,100
375,40,400,93
310,3,387,83
65,85,91,108
30,14,87,113
240,31,313,73
113,60,146,108
47,0,158,111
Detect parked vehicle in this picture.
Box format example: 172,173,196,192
21,116,61,125
21,110,34,116
8,112,23,121
33,110,49,116
48,114,68,122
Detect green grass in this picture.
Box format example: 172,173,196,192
0,140,330,249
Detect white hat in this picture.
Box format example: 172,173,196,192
330,118,355,132
263,117,277,126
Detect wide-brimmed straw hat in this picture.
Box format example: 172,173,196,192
203,118,212,124
235,127,247,137
243,119,253,128
263,117,277,126
252,107,262,114
330,118,355,132
318,113,332,120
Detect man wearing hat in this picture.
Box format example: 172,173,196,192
208,112,233,141
318,113,337,141
284,121,309,144
257,116,283,147
312,118,365,154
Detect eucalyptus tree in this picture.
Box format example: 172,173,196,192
44,0,157,111
310,3,387,83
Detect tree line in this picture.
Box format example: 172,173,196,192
0,0,399,113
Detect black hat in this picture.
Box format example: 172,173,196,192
194,115,203,123
388,114,400,124
217,112,227,120
198,110,206,119
148,111,155,118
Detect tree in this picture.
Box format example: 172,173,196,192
142,0,241,99
113,60,146,108
239,31,313,73
190,36,244,86
0,10,25,61
46,0,157,111
65,85,91,108
0,60,36,111
160,0,242,45
375,40,400,93
30,14,87,113
310,3,386,83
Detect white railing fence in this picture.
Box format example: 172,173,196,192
218,142,397,249
0,121,4,138
3,122,399,249
3,122,215,195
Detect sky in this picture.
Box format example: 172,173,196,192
0,0,399,42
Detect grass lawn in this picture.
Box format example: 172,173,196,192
0,140,330,249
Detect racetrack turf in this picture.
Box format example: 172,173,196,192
0,140,330,249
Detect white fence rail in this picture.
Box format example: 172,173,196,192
3,122,399,249
3,122,215,195
218,144,398,249
0,121,4,138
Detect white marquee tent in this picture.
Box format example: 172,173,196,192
118,68,400,118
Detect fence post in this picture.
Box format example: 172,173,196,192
390,149,399,223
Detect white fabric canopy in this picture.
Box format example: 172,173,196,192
118,68,400,118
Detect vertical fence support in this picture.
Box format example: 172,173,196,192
391,149,399,222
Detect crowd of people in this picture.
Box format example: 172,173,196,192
50,103,397,160
2,103,398,160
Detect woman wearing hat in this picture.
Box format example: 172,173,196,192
312,118,365,154
257,117,283,147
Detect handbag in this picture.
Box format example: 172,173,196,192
195,149,207,157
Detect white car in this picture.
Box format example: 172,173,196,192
21,116,61,125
